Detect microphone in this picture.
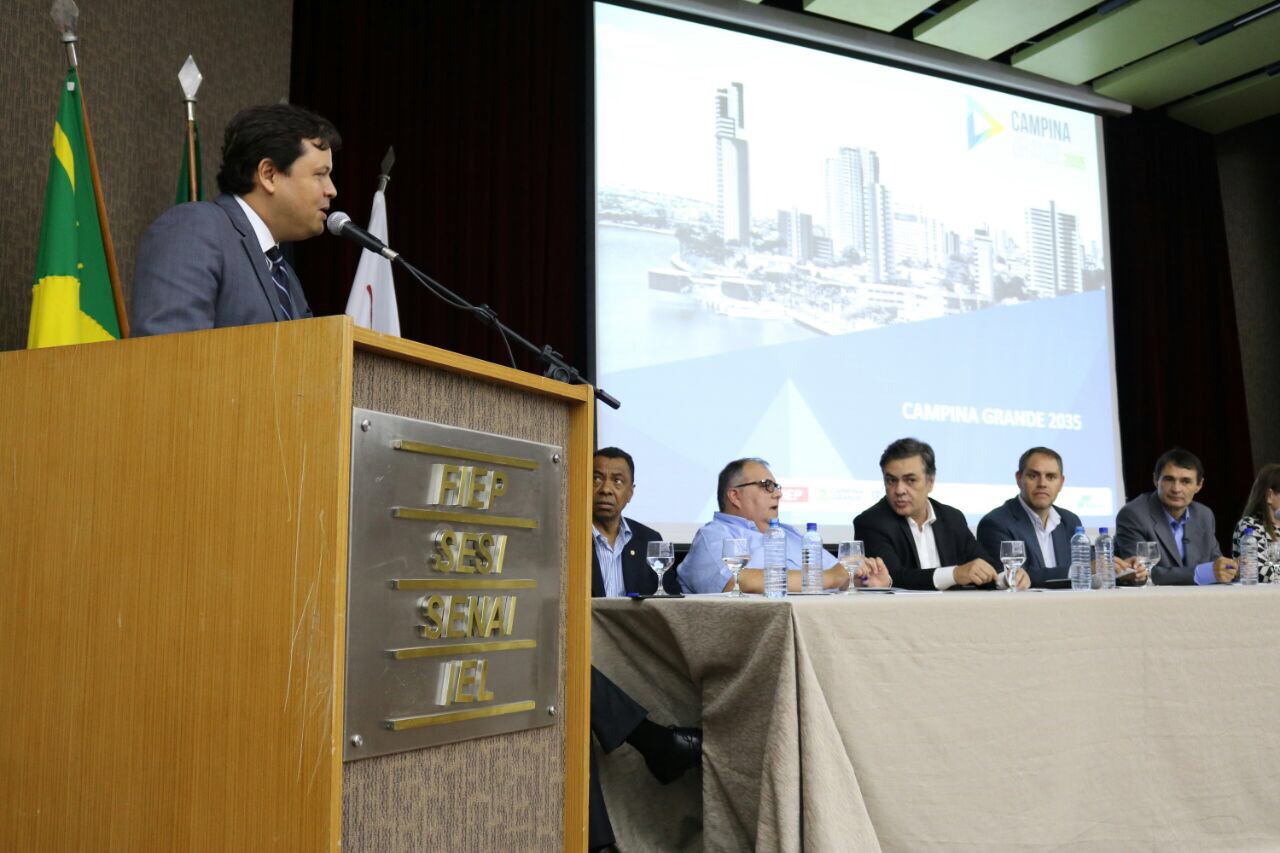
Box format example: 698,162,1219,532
326,211,399,261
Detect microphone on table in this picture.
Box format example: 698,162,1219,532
326,210,398,261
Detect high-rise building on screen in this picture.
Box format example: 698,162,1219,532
715,82,750,244
825,146,894,281
778,208,814,260
1026,201,1081,297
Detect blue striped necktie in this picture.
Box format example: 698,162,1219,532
264,246,297,320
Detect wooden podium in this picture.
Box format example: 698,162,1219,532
0,317,593,851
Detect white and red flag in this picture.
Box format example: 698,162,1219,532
344,189,400,335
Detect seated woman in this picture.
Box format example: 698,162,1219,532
1233,463,1280,581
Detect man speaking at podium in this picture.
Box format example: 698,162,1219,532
130,104,341,335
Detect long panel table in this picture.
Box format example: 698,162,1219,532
592,587,1280,851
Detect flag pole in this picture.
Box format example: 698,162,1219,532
377,146,395,194
179,56,203,202
185,120,198,201
53,0,129,337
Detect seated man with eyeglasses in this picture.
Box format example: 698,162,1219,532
677,456,891,594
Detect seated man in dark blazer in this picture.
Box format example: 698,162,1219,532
976,446,1141,587
588,447,698,850
591,446,678,595
855,437,1029,591
1115,447,1237,585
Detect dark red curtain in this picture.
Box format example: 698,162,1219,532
290,0,591,376
1105,110,1252,546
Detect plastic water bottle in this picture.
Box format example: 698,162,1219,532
764,519,788,599
1240,526,1259,586
801,523,824,593
1070,527,1092,590
1095,527,1116,589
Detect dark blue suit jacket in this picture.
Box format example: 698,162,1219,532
976,497,1082,587
131,194,312,336
590,517,678,596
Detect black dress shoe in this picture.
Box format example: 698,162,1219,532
643,725,703,785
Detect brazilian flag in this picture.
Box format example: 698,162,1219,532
176,120,204,203
28,67,121,348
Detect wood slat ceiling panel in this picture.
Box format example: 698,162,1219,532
1011,0,1262,85
1093,11,1280,107
1167,69,1280,131
914,0,1098,61
803,0,936,33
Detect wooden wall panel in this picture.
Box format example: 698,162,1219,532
0,318,590,850
0,317,352,851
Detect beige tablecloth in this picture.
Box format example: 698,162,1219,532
592,587,1280,852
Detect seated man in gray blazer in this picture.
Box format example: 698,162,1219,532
1115,447,1237,585
131,104,341,335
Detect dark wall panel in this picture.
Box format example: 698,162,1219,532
290,1,591,378
0,0,293,351
1216,114,1280,475
1105,111,1253,544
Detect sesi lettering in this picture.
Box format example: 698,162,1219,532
431,531,509,574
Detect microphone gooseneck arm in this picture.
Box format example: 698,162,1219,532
325,211,619,409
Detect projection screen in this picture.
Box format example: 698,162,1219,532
594,1,1124,541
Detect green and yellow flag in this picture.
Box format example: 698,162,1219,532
176,120,204,204
28,67,121,348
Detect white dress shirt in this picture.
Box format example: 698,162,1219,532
1018,496,1061,569
592,517,633,597
910,501,1008,589
234,195,278,256
907,503,958,590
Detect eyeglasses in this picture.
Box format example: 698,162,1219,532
731,479,782,494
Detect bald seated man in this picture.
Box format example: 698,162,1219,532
678,456,890,594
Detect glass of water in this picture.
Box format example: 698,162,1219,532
647,540,675,596
721,538,750,597
838,540,865,593
1137,541,1159,587
999,541,1025,591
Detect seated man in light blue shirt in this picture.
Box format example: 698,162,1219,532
1115,447,1237,585
678,457,891,594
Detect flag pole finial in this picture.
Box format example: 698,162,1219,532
179,55,203,119
178,56,204,202
377,146,396,194
51,0,80,67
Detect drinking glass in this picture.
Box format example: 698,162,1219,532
646,540,675,596
999,541,1025,592
721,538,750,597
838,540,865,594
1138,540,1160,587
